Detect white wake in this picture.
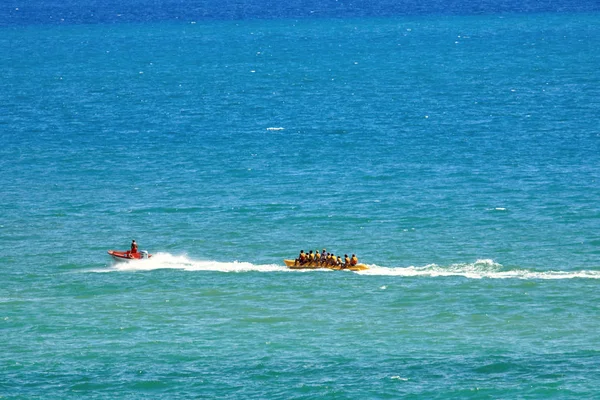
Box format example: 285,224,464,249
92,255,600,279
93,252,287,273
357,259,600,280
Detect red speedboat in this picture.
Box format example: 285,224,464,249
107,250,151,262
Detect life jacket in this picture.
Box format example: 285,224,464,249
308,253,314,260
351,256,358,266
345,256,350,265
131,243,138,253
299,253,307,261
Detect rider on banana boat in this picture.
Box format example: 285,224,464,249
330,254,337,267
343,254,351,268
320,249,328,266
295,250,307,266
307,250,315,263
351,254,358,267
314,250,320,265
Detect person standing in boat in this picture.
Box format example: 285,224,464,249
131,240,138,254
125,240,139,259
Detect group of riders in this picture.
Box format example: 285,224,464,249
295,248,359,268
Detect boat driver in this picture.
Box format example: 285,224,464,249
131,240,138,254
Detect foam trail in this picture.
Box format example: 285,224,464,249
357,259,600,280
92,252,288,273
91,255,600,280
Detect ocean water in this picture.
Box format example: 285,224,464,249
1,4,600,399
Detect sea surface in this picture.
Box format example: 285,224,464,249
1,2,600,398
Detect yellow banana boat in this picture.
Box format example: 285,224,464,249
284,259,369,271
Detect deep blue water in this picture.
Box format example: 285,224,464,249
2,0,600,25
1,5,600,399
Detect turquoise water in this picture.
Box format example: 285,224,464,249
2,12,600,398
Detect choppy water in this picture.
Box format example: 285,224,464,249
1,6,600,399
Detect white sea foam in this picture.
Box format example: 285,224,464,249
91,254,600,280
93,252,287,273
357,259,600,280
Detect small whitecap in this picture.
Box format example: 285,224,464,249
380,285,387,290
266,127,284,131
391,376,408,381
495,207,506,211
